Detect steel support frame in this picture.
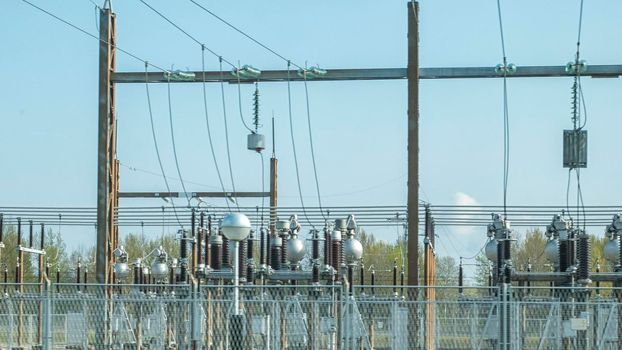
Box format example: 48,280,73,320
112,65,622,84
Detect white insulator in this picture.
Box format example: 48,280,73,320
331,229,342,242
151,261,169,280
343,238,363,264
287,236,305,264
276,220,290,231
544,239,560,264
114,262,130,280
485,239,498,262
604,238,621,264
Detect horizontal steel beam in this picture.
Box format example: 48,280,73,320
119,191,270,198
112,65,622,83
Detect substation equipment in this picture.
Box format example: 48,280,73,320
473,213,622,350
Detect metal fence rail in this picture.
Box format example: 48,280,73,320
0,283,620,349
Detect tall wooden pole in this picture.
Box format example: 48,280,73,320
95,6,116,286
407,1,420,287
407,2,420,348
424,207,436,349
96,5,116,348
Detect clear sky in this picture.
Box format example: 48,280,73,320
1,0,621,274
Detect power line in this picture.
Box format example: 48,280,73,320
187,0,305,70
219,59,240,211
120,162,221,191
200,47,231,210
235,73,255,134
496,0,511,219
144,64,184,228
137,0,236,68
302,71,326,222
286,62,314,229
20,0,170,73
166,77,190,206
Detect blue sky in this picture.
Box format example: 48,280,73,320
1,0,621,271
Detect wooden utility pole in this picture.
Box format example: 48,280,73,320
407,1,420,287
95,5,117,286
423,206,436,349
407,2,420,349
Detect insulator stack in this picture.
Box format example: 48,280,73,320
206,216,212,269
29,220,33,248
222,234,230,268
392,261,397,294
347,265,354,295
0,213,3,243
238,239,247,280
559,241,569,273
577,233,590,281
312,232,320,283
17,218,22,246
324,229,331,267
40,223,45,249
197,228,203,268
259,228,266,266
133,264,140,285
360,262,365,287
331,233,342,281
77,261,81,287
210,235,223,270
179,230,188,283
270,237,282,270
458,261,464,294
281,235,288,266
266,234,271,267
619,237,622,272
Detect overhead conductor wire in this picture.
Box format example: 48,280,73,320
201,46,231,211
138,0,245,211
20,0,171,73
302,69,327,222
286,62,314,229
166,74,191,207
187,0,327,225
574,0,587,231
496,0,510,219
187,0,304,71
145,64,184,228
219,58,240,211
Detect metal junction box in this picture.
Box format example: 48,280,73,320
563,130,587,168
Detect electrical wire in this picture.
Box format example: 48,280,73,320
302,71,326,222
218,58,240,211
496,0,510,219
201,47,232,211
120,162,221,190
166,77,191,207
236,72,255,133
260,152,265,228
20,0,171,73
145,64,183,228
187,0,304,70
137,0,236,68
286,62,314,229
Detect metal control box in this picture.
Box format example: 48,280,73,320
563,130,587,168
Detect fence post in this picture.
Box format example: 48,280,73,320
42,279,52,350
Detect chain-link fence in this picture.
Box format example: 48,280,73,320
0,283,620,349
